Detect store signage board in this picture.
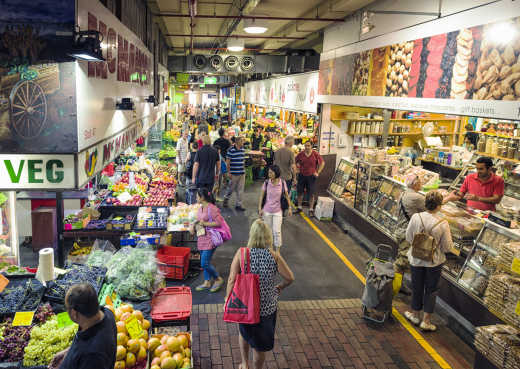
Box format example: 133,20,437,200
0,155,75,190
317,12,520,120
204,76,217,84
12,311,34,326
245,72,318,113
177,73,190,84
512,258,520,275
0,274,8,293
126,316,143,339
76,0,158,152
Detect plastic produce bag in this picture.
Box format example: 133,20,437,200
86,239,117,268
106,247,164,301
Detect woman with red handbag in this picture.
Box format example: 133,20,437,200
190,188,225,293
224,219,294,369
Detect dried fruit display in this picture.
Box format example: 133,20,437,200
352,50,371,96
449,29,474,99
423,34,447,98
368,47,389,96
472,19,520,100
385,42,414,97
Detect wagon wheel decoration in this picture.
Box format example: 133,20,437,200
9,80,47,139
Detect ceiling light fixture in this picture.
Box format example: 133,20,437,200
227,38,245,52
243,18,268,34
69,30,105,62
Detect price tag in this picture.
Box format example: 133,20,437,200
516,301,520,316
511,258,520,275
12,311,34,326
125,316,143,339
57,312,76,328
0,274,9,293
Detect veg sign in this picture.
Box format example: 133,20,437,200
0,155,75,189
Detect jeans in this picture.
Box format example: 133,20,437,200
263,211,283,248
410,265,442,313
225,174,245,206
200,249,219,281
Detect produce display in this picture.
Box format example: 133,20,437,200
23,314,78,366
385,41,413,97
148,332,192,369
136,208,169,229
159,145,177,159
168,204,200,230
45,264,106,303
0,304,53,363
0,262,31,275
143,188,175,207
109,302,151,369
0,277,45,314
106,247,163,301
87,249,115,268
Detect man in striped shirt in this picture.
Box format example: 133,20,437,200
223,136,246,211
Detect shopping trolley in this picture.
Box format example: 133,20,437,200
361,244,395,323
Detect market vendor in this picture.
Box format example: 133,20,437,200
49,283,117,369
444,156,504,211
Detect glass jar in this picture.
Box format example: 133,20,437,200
485,135,493,154
500,139,508,158
507,139,515,159
491,137,499,156
515,142,520,161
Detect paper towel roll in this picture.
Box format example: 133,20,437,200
38,248,54,282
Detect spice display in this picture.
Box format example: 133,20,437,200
450,29,474,99
472,20,520,100
352,51,371,96
475,325,520,369
385,42,414,97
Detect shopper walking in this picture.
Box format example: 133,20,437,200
225,219,294,369
190,188,225,292
176,129,190,185
404,191,455,332
274,136,296,194
193,135,220,192
295,141,325,216
258,165,293,254
224,136,246,211
395,174,426,287
251,127,264,180
184,142,199,204
49,284,116,369
213,128,232,199
262,132,274,178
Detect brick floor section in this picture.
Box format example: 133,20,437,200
189,298,473,369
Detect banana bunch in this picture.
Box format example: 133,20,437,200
69,242,92,256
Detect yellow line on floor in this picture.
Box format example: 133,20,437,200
300,212,452,369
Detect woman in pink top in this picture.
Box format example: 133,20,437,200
257,165,293,254
190,188,225,292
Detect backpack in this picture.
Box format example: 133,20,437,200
411,214,445,262
261,180,289,212
185,152,196,179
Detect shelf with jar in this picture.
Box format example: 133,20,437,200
476,134,520,162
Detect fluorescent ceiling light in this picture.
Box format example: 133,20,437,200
70,52,104,61
243,18,268,34
227,38,244,52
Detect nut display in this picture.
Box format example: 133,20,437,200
385,42,414,97
352,50,371,96
450,28,474,99
472,19,520,100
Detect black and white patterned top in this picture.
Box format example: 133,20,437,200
244,248,279,316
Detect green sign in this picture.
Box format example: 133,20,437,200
204,76,218,84
200,84,205,88
177,73,190,84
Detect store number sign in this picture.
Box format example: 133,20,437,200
0,155,75,190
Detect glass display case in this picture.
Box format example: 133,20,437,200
353,161,385,214
328,158,357,208
456,220,520,301
0,192,19,266
368,176,407,240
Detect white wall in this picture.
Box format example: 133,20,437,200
319,105,353,167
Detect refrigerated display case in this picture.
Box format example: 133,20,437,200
328,158,357,208
353,161,384,214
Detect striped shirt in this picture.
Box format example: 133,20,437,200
226,146,245,175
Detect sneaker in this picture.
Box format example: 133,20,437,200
235,206,246,211
210,278,224,293
195,283,212,292
404,311,420,325
420,321,437,332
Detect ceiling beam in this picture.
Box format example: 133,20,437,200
156,13,346,22
167,33,306,39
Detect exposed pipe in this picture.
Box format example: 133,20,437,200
181,0,233,4
172,46,279,51
167,33,305,39
156,13,346,21
188,0,197,54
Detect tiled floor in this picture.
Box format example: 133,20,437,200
190,299,474,369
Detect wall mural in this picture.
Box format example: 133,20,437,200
319,16,520,102
0,0,77,153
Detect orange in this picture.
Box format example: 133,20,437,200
137,346,147,361
117,333,128,347
154,344,167,358
116,321,127,334
166,336,181,353
141,319,151,330
120,304,133,314
177,334,190,349
132,310,144,322
160,350,172,361
114,360,125,369
172,352,184,368
125,352,136,368
120,312,132,322
160,357,177,369
147,337,161,352
127,339,140,354
116,345,127,361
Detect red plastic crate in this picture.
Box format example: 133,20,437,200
151,286,192,323
157,246,190,280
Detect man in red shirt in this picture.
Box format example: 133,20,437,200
295,141,325,215
444,156,504,211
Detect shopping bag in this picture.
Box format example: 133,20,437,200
207,228,223,247
223,248,260,324
207,205,229,245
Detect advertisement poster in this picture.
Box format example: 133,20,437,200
0,0,78,153
245,72,319,113
319,16,520,120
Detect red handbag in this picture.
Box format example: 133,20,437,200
223,248,260,324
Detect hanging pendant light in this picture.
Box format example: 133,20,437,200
243,18,268,34
227,38,245,52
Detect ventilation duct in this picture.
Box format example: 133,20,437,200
209,55,223,71
224,55,240,71
192,55,207,69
